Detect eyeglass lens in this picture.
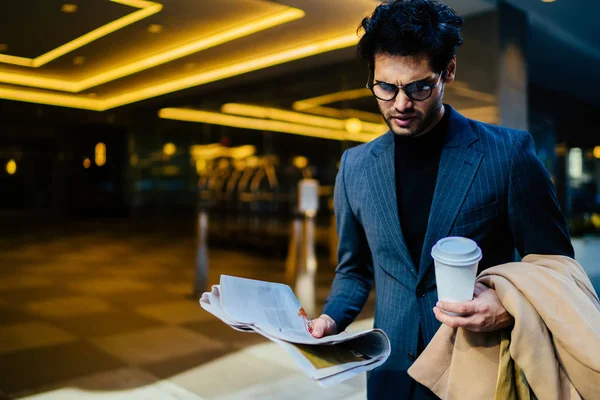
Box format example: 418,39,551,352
372,81,435,101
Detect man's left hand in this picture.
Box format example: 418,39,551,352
433,283,514,333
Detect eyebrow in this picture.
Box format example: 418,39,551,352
375,75,435,86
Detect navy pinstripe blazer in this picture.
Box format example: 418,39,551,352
322,105,574,398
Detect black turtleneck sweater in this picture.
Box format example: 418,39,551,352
394,106,449,271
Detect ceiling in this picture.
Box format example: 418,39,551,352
0,0,501,112
0,0,596,136
0,0,381,111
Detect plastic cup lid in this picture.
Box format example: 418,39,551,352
431,236,482,266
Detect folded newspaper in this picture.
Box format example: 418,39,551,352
200,275,391,388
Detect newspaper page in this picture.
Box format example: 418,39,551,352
199,275,391,387
218,275,314,342
271,332,390,387
218,275,387,345
200,285,253,332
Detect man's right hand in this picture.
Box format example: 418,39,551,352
310,314,337,338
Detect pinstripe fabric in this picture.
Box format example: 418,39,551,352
322,105,574,399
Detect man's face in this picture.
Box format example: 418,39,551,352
373,53,454,137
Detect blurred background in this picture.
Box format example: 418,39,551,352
0,0,599,399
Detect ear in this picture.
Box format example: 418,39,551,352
444,56,457,84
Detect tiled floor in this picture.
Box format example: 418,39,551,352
0,220,374,399
3,219,598,399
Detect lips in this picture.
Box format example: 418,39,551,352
392,115,416,128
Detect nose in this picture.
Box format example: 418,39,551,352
392,90,413,114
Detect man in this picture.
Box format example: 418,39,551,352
310,1,575,399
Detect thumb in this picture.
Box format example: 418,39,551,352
310,318,326,338
473,282,490,297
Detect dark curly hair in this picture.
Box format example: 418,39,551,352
358,0,464,73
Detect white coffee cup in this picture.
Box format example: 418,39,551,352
431,237,482,316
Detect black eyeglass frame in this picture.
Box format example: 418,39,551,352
366,70,446,102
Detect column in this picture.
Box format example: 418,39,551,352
498,1,528,132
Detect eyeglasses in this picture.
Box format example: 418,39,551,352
366,71,445,102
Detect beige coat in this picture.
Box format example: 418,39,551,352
408,255,600,399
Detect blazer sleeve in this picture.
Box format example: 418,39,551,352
507,131,575,258
321,150,374,332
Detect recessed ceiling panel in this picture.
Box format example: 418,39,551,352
0,0,130,59
12,0,295,79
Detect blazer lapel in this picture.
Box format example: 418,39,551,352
418,107,482,284
367,132,417,279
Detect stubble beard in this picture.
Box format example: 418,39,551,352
382,94,444,138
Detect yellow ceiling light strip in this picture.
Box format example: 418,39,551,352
102,33,359,109
158,108,377,143
0,32,358,110
221,103,387,134
0,87,101,110
298,105,384,123
293,87,371,110
292,88,384,123
0,0,162,68
449,81,497,103
80,8,304,90
0,71,74,91
0,8,305,92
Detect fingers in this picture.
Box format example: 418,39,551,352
436,300,478,315
433,307,470,328
433,307,485,332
